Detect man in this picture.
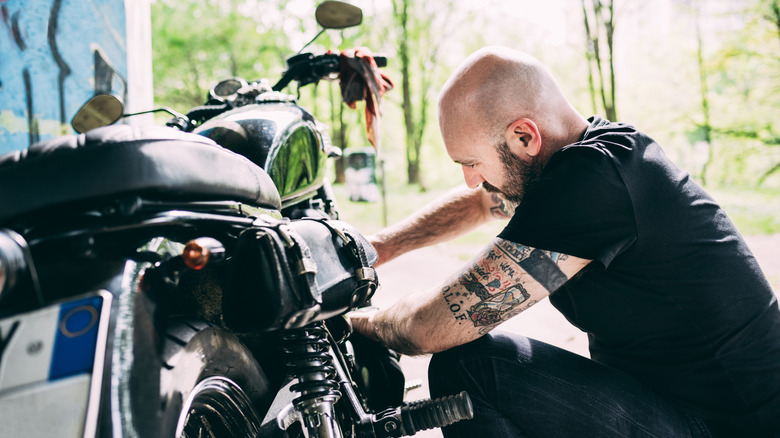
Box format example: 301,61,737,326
350,46,780,437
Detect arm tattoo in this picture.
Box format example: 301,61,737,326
495,240,569,293
489,194,514,219
442,240,573,334
458,272,491,299
467,283,531,329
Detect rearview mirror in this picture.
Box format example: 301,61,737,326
315,1,362,29
71,94,124,134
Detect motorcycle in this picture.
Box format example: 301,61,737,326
0,1,472,437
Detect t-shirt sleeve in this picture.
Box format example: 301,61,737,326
498,145,637,268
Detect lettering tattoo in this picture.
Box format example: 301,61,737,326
442,285,470,324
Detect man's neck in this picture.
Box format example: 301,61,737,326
541,115,589,165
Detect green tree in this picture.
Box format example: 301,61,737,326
581,0,617,121
151,0,294,110
756,0,780,184
391,0,458,189
703,0,780,185
692,0,714,184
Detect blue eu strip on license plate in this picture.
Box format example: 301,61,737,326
0,295,105,392
50,296,104,380
0,293,110,437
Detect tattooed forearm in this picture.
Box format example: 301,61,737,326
442,285,471,324
444,244,536,332
467,283,531,329
495,240,569,293
445,273,539,334
438,239,584,340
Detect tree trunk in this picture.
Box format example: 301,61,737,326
394,0,423,187
330,82,346,184
605,0,617,121
581,0,617,120
581,0,598,115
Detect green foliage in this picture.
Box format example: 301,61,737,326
699,0,780,185
148,0,780,234
709,185,780,235
151,0,311,109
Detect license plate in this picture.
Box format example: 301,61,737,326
0,291,111,437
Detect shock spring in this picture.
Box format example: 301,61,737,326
281,322,342,407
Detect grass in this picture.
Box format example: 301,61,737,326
707,186,780,236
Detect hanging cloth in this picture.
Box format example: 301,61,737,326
339,47,394,149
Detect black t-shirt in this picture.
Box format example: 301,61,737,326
499,116,780,434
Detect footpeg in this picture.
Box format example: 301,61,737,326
362,391,474,437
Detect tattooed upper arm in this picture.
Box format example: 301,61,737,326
441,238,590,335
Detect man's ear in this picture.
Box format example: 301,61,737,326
505,118,542,157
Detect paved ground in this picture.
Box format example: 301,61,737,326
370,234,780,437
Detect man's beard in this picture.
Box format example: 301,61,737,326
482,141,544,205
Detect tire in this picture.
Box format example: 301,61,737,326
154,320,271,437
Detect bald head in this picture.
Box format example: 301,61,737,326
438,47,586,160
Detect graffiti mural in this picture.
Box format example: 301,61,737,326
0,0,127,154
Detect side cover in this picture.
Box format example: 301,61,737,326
223,217,378,332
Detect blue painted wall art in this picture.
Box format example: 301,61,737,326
0,0,128,154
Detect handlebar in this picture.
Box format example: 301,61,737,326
178,51,389,131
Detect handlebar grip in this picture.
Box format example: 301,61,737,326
400,391,473,435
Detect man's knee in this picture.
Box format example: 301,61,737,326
428,332,532,395
431,332,531,365
430,333,498,375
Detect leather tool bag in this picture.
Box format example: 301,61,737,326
224,215,378,331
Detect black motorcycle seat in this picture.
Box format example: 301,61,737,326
0,124,282,222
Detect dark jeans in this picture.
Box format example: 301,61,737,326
428,332,712,438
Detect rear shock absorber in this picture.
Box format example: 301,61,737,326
281,323,344,437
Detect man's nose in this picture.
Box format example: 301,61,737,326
462,166,485,189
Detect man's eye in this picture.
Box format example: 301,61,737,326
463,164,476,168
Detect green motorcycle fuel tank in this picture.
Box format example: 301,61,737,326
193,102,328,210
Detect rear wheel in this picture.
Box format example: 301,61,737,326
176,376,261,437
156,320,270,437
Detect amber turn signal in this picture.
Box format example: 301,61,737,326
182,237,225,270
